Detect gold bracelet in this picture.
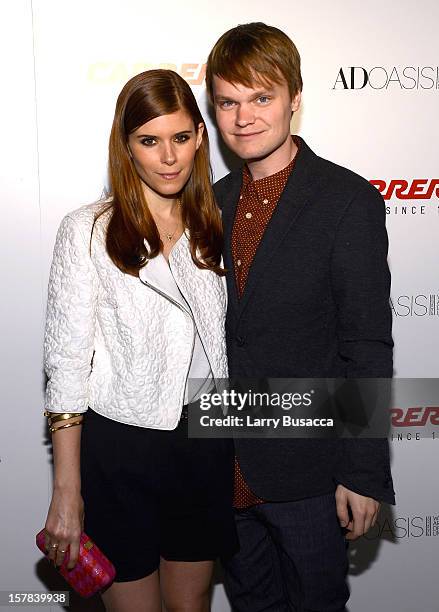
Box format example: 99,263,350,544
44,411,83,418
49,414,83,424
50,419,83,434
44,412,83,425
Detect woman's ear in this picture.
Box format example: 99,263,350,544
196,122,205,150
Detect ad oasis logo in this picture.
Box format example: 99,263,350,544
88,62,206,86
390,294,439,317
363,514,439,540
370,178,439,216
333,66,439,90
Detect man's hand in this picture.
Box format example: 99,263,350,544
335,484,380,540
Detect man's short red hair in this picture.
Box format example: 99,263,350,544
206,22,303,102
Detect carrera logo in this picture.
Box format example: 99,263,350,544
390,407,439,427
370,179,439,200
88,62,206,86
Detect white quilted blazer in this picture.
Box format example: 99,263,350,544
43,202,228,430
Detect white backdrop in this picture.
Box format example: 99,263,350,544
1,1,438,610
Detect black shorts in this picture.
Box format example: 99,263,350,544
80,407,238,582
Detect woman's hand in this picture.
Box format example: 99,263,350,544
44,486,84,570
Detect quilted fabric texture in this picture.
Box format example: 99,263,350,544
44,202,228,430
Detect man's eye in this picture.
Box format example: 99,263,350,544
219,100,235,109
140,137,156,146
257,96,270,104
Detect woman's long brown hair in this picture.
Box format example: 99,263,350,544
98,69,224,276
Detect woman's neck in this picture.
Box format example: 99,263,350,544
141,183,180,220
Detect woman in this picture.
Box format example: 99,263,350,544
43,69,237,612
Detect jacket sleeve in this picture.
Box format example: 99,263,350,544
43,214,98,413
330,183,395,504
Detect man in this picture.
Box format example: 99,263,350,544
206,22,395,612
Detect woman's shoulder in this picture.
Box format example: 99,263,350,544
63,198,113,230
51,199,114,256
54,200,113,250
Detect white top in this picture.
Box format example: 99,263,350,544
44,202,228,430
144,249,214,403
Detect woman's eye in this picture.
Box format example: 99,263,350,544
140,137,156,146
174,134,190,143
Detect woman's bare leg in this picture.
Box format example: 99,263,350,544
160,559,214,612
101,570,161,612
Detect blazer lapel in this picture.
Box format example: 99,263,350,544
220,171,242,315
237,138,319,316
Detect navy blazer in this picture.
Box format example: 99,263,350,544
214,136,395,504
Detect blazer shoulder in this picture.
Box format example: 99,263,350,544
313,157,386,230
213,169,242,209
316,156,381,202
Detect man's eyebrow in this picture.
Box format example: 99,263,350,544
250,88,275,97
214,94,236,100
214,88,275,102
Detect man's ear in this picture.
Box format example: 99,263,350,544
291,91,301,113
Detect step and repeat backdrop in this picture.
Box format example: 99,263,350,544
1,1,438,610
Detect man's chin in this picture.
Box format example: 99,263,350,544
228,136,289,164
228,143,273,163
240,149,275,165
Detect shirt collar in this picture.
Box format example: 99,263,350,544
242,135,300,196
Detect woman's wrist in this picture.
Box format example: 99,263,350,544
53,480,82,495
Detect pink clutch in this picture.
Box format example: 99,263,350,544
36,529,116,598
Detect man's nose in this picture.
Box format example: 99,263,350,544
235,103,255,127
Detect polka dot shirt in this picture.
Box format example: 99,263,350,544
232,139,300,298
231,137,300,509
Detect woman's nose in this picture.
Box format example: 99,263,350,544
161,142,177,166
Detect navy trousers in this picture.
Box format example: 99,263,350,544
223,493,349,612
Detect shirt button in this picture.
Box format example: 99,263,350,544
245,212,252,219
263,198,269,204
237,259,242,267
236,336,245,346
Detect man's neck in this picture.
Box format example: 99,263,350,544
247,135,297,181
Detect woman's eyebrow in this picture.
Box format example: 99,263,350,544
135,130,193,138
